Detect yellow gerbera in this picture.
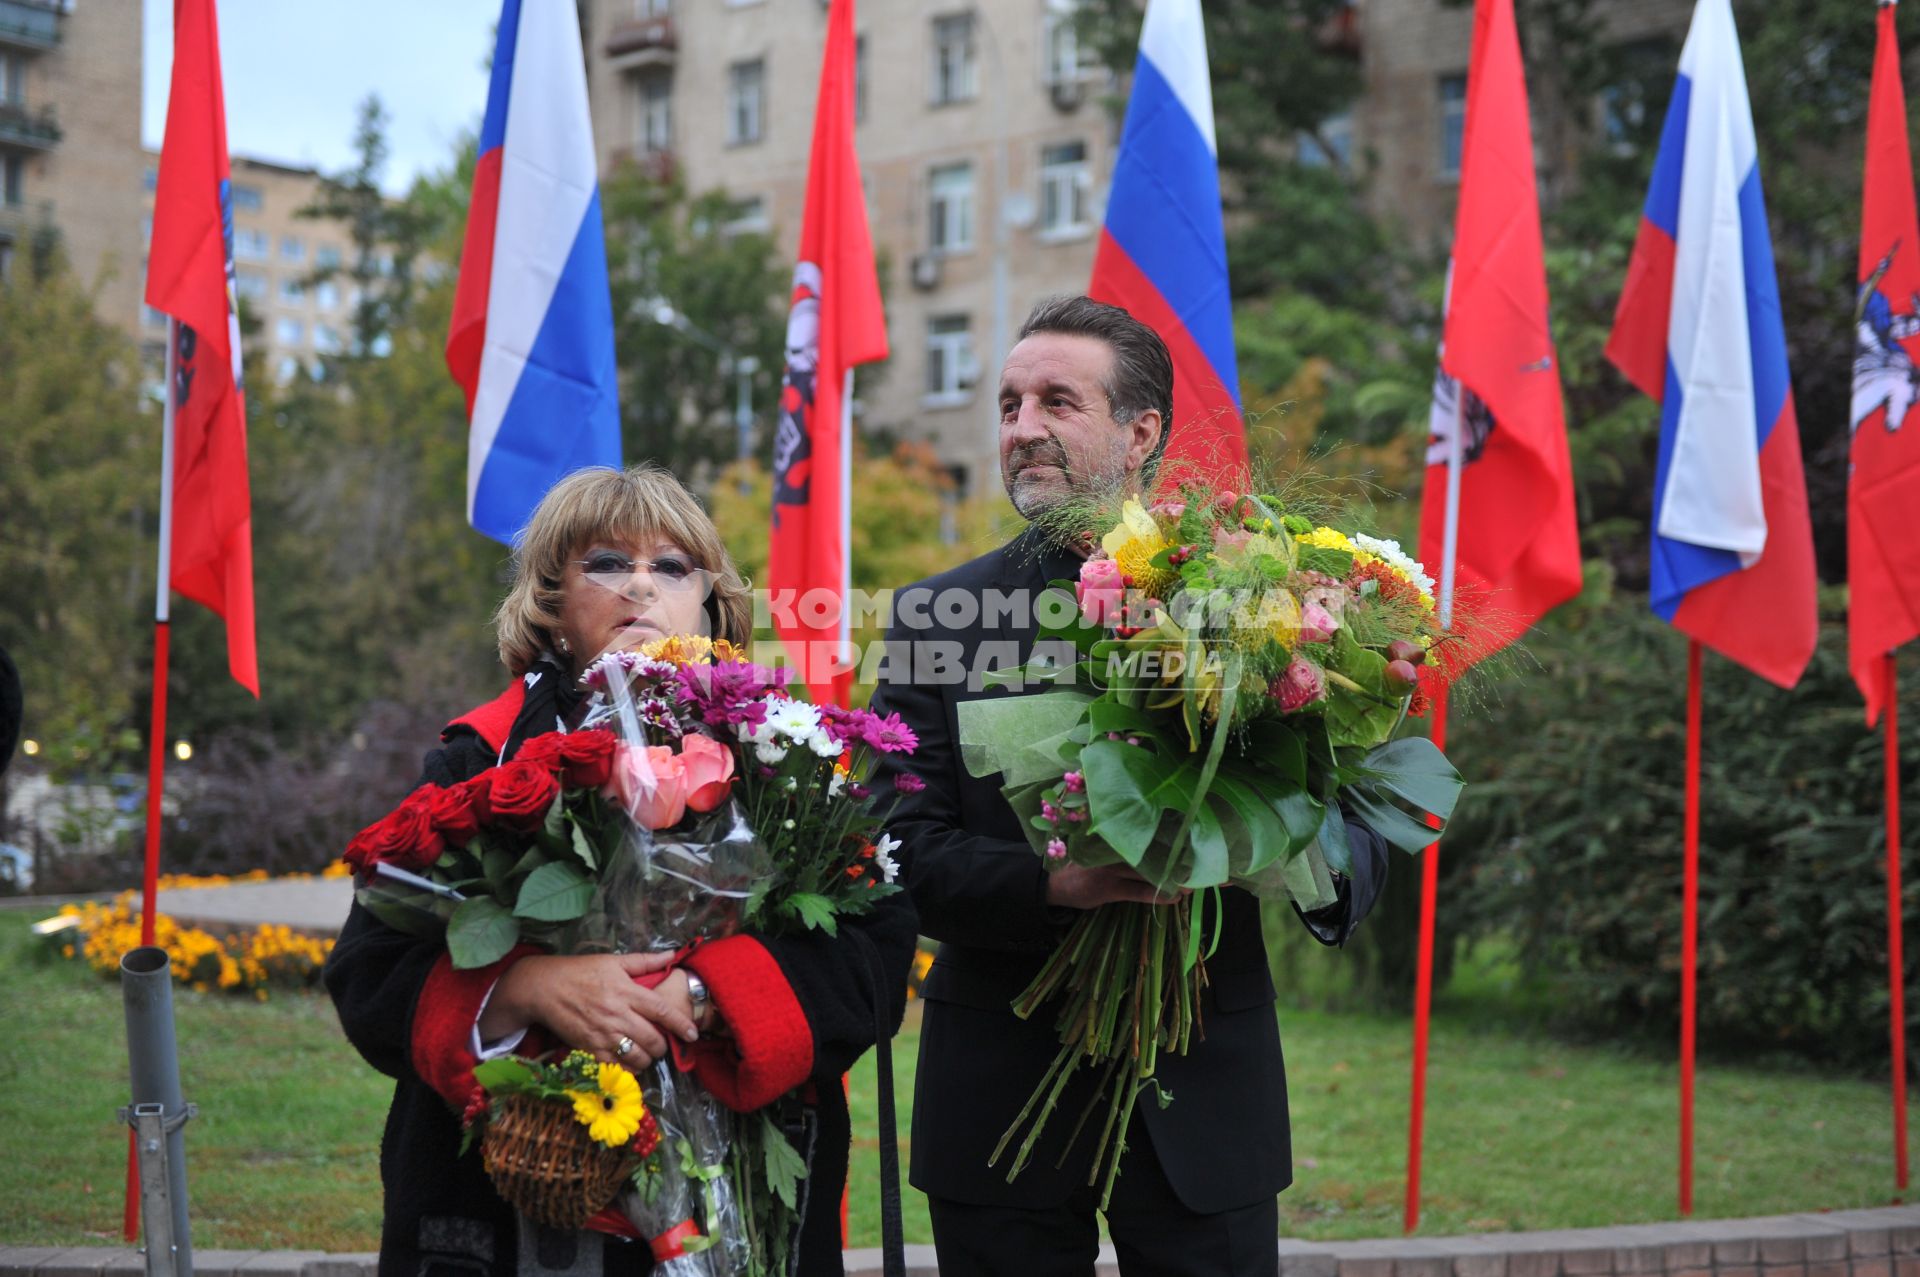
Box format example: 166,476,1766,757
1100,498,1177,599
571,1063,647,1148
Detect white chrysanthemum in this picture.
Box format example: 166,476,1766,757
872,832,901,884
806,730,842,758
829,770,847,798
1352,533,1436,600
765,699,822,741
754,740,789,765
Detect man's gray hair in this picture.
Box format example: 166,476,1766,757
1016,295,1175,474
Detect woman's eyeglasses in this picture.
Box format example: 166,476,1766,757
575,552,713,596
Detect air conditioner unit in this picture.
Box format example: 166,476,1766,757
910,252,942,291
1048,78,1085,112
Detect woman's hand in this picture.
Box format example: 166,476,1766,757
480,952,699,1064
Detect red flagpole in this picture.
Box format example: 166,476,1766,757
1404,686,1448,1234
1888,651,1910,1191
1679,639,1702,1216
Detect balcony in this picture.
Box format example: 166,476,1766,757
0,100,58,150
609,146,676,186
0,198,54,244
0,0,60,52
605,15,675,69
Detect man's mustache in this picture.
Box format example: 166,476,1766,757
1010,445,1068,472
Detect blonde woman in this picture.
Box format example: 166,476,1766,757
326,465,915,1277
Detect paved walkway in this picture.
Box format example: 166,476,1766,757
3,1206,1917,1277
151,878,354,935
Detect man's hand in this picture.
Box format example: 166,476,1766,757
1044,862,1189,910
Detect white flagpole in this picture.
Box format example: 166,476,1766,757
839,367,855,703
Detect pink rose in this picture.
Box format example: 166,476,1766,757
1275,656,1328,713
605,744,690,830
1076,557,1127,628
1299,601,1340,644
679,734,737,814
1148,499,1186,524
1212,524,1253,556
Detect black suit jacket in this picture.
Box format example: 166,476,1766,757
869,527,1389,1214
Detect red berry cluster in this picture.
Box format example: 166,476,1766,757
630,1112,662,1159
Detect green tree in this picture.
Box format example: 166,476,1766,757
601,169,789,471
0,260,154,777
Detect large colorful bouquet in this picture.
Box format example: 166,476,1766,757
955,487,1467,1204
344,635,914,1275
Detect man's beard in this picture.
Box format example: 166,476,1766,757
1004,443,1072,519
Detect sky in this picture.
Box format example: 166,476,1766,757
141,0,496,194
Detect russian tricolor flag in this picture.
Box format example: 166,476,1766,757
448,0,621,545
1089,0,1246,480
1605,0,1816,689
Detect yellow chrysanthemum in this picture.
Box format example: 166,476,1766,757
1294,526,1358,555
571,1063,647,1148
1100,499,1177,599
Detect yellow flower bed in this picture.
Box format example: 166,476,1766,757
53,879,336,998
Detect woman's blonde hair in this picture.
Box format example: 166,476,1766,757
494,465,752,676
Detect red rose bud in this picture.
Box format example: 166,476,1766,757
1386,659,1419,688
344,788,445,877
1387,639,1426,666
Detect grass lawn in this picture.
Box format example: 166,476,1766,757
0,908,1908,1252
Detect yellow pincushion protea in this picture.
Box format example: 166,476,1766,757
571,1062,647,1148
1101,498,1178,600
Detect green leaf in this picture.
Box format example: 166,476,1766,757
1037,581,1107,654
1314,802,1354,876
1297,545,1354,578
786,892,840,936
1360,736,1466,824
1208,772,1287,876
955,690,1093,786
472,1056,539,1096
1324,639,1403,748
1186,800,1230,888
1283,836,1339,912
1269,788,1326,859
568,822,600,873
447,897,519,969
357,892,450,940
760,1111,810,1211
482,844,517,895
511,861,594,922
1081,738,1175,864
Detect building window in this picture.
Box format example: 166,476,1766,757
638,72,672,153
928,162,974,253
279,277,307,305
931,14,977,106
235,228,270,261
0,52,22,106
314,323,341,353
727,60,765,147
925,314,976,402
316,245,342,271
855,34,869,124
275,317,304,347
235,270,266,300
231,184,263,213
724,195,770,239
275,355,301,384
315,279,340,310
279,235,305,263
1298,108,1354,170
2,155,22,206
1038,140,1090,237
1044,1,1093,85
1438,74,1467,179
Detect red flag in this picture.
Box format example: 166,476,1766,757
767,0,887,705
1419,0,1580,662
1850,0,1920,724
145,0,258,695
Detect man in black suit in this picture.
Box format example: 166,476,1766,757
869,296,1389,1277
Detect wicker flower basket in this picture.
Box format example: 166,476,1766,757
481,1094,636,1230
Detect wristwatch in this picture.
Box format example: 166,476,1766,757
684,970,713,1031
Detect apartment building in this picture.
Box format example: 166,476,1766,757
580,0,1694,493
0,0,145,337
139,151,361,383
583,0,1114,496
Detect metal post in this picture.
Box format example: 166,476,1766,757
121,945,194,1277
734,354,759,493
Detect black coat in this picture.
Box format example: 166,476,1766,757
868,527,1388,1214
324,679,917,1277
